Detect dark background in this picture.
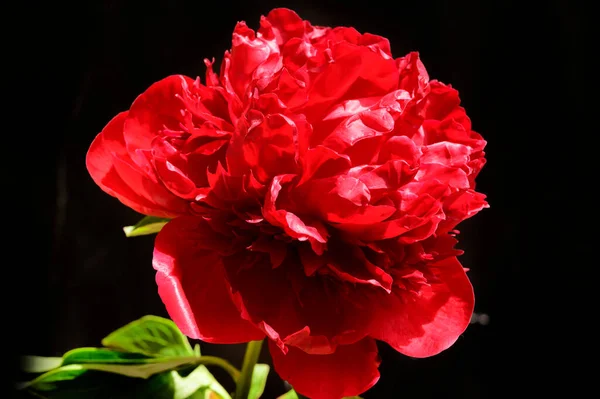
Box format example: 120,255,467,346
11,0,584,397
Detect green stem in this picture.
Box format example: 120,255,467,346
234,340,264,399
195,356,241,382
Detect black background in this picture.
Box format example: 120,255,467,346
10,0,584,397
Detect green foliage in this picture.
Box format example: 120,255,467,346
17,316,231,399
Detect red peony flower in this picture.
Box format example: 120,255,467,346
87,8,488,399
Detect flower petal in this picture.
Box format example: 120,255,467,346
269,338,380,399
123,75,194,151
228,22,280,99
260,8,306,45
297,145,351,186
227,112,299,183
438,190,489,233
369,255,474,357
263,175,329,253
305,41,398,127
224,247,369,354
86,112,187,217
152,216,264,343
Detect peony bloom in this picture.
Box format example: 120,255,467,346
87,8,488,399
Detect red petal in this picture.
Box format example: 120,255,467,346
305,41,398,128
396,51,429,96
227,112,299,183
321,108,394,153
336,180,447,241
369,256,474,357
314,27,392,58
223,250,319,350
269,338,380,399
321,242,393,293
263,175,328,253
124,75,194,150
438,190,489,233
228,22,280,99
260,8,305,45
86,112,186,217
378,135,422,165
152,216,264,343
294,175,396,225
297,145,351,186
224,248,369,354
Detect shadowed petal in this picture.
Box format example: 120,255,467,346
153,216,264,343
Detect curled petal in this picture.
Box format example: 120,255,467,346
314,26,392,58
396,51,430,96
295,175,396,225
228,22,280,99
336,181,447,241
86,112,188,217
297,145,351,186
379,135,423,165
438,190,489,233
322,108,395,153
124,75,194,151
226,111,299,182
260,8,306,46
264,175,329,253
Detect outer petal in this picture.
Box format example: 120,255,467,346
123,75,195,151
152,216,264,343
86,112,187,217
369,256,474,357
269,338,380,399
438,190,489,233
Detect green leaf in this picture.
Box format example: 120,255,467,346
123,216,170,237
19,358,198,390
21,356,63,373
17,365,88,391
18,364,231,399
248,364,269,399
102,315,194,357
171,365,230,399
62,347,153,365
20,369,178,398
71,357,198,378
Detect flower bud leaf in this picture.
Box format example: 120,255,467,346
123,216,170,237
248,363,270,399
